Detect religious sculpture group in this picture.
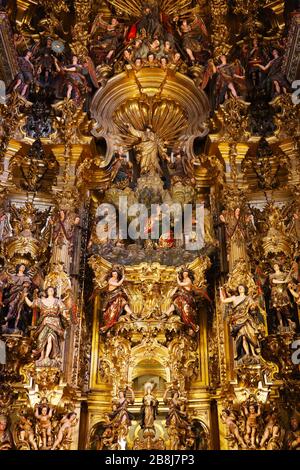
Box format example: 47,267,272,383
0,0,299,452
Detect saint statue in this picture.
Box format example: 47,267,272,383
0,263,34,333
24,286,69,365
140,382,159,430
126,124,169,177
50,208,80,274
269,263,293,329
165,267,208,334
100,266,133,334
220,284,262,361
108,387,135,444
163,386,190,429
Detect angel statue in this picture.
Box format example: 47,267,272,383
0,263,42,334
9,50,35,98
202,55,246,109
90,14,125,64
34,400,53,449
243,402,261,449
126,124,169,177
220,409,247,449
220,284,262,362
163,385,190,430
177,15,209,63
51,412,78,450
253,48,290,98
165,267,209,334
108,386,135,443
15,413,38,450
260,411,282,450
24,286,69,366
140,381,159,431
99,266,133,334
53,55,98,105
269,263,294,329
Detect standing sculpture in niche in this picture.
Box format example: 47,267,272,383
220,204,251,270
140,382,159,431
0,263,33,333
126,124,169,177
165,267,207,334
108,386,135,444
269,263,294,329
50,208,80,274
24,286,69,365
100,266,133,334
220,285,262,362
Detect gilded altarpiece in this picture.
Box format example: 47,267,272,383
0,0,299,452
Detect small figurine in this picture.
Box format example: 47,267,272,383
221,409,247,449
34,401,53,449
140,382,159,430
243,403,261,449
260,411,281,449
100,266,133,333
51,412,77,450
0,414,13,450
17,414,38,450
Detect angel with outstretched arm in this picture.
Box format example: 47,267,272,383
99,266,133,334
